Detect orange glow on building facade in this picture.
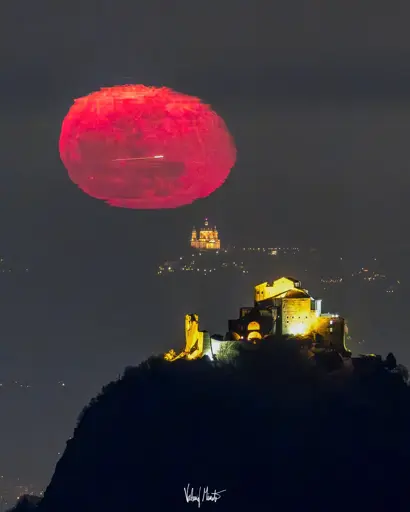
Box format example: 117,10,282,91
164,276,350,364
190,218,221,250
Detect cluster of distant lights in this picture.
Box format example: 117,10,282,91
386,284,400,294
0,268,29,273
188,247,299,255
0,475,44,505
239,247,299,254
321,277,343,284
157,245,303,276
321,267,400,293
157,260,249,275
159,242,400,296
0,257,29,273
0,380,66,389
0,381,31,389
0,380,67,503
191,251,228,256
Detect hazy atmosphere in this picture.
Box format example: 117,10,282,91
1,1,410,505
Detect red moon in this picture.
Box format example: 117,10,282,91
59,85,236,209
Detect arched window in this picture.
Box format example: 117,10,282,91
248,331,262,341
247,321,260,331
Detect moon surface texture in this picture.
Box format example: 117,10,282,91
59,85,236,209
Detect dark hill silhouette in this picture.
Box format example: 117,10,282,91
36,340,410,511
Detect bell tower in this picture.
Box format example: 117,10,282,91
191,227,198,249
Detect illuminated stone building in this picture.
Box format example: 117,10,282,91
254,277,321,336
228,276,349,354
164,276,350,363
190,219,221,251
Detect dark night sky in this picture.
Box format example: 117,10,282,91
1,0,410,498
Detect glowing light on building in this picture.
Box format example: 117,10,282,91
165,276,350,363
205,337,225,358
288,322,308,336
247,331,262,341
191,218,221,250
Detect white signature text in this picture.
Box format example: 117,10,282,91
184,483,226,507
